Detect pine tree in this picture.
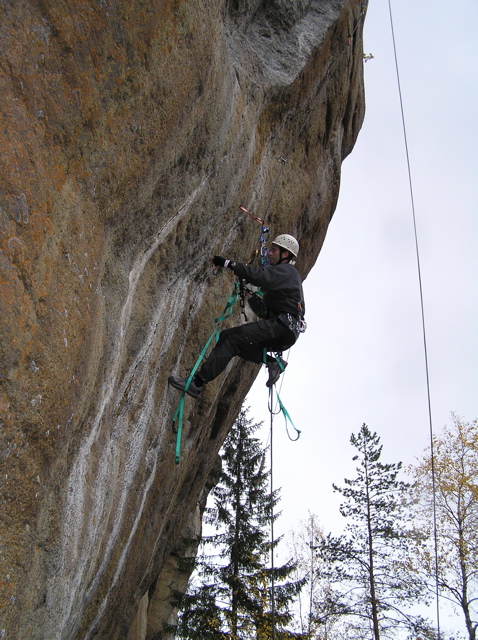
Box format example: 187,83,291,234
317,424,431,639
176,408,304,639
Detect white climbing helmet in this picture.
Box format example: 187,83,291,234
272,234,299,257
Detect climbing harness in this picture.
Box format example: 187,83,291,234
279,311,307,337
172,282,240,464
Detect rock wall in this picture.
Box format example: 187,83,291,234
0,0,366,638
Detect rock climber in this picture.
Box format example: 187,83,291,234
168,234,306,398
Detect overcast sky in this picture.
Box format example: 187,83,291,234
246,0,477,634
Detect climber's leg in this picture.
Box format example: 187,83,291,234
197,318,294,384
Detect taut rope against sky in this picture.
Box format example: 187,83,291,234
388,0,441,635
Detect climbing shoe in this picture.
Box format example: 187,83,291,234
168,375,204,399
266,357,288,387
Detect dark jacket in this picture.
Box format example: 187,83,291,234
233,262,305,319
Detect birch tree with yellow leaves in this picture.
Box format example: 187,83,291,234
410,414,478,640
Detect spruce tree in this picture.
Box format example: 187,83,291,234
176,408,304,639
317,424,431,639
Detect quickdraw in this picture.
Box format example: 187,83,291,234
239,205,270,266
237,206,270,319
239,280,248,321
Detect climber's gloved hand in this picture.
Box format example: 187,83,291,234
212,256,236,270
213,256,226,267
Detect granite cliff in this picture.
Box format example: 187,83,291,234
0,0,366,637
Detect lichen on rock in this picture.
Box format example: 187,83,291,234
0,0,366,638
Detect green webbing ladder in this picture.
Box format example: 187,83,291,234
265,351,301,442
172,282,241,464
172,283,301,464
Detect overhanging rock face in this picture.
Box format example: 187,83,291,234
0,1,366,638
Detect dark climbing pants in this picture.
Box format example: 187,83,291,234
198,318,296,384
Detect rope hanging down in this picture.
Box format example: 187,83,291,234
387,0,441,634
261,8,368,634
269,397,276,640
